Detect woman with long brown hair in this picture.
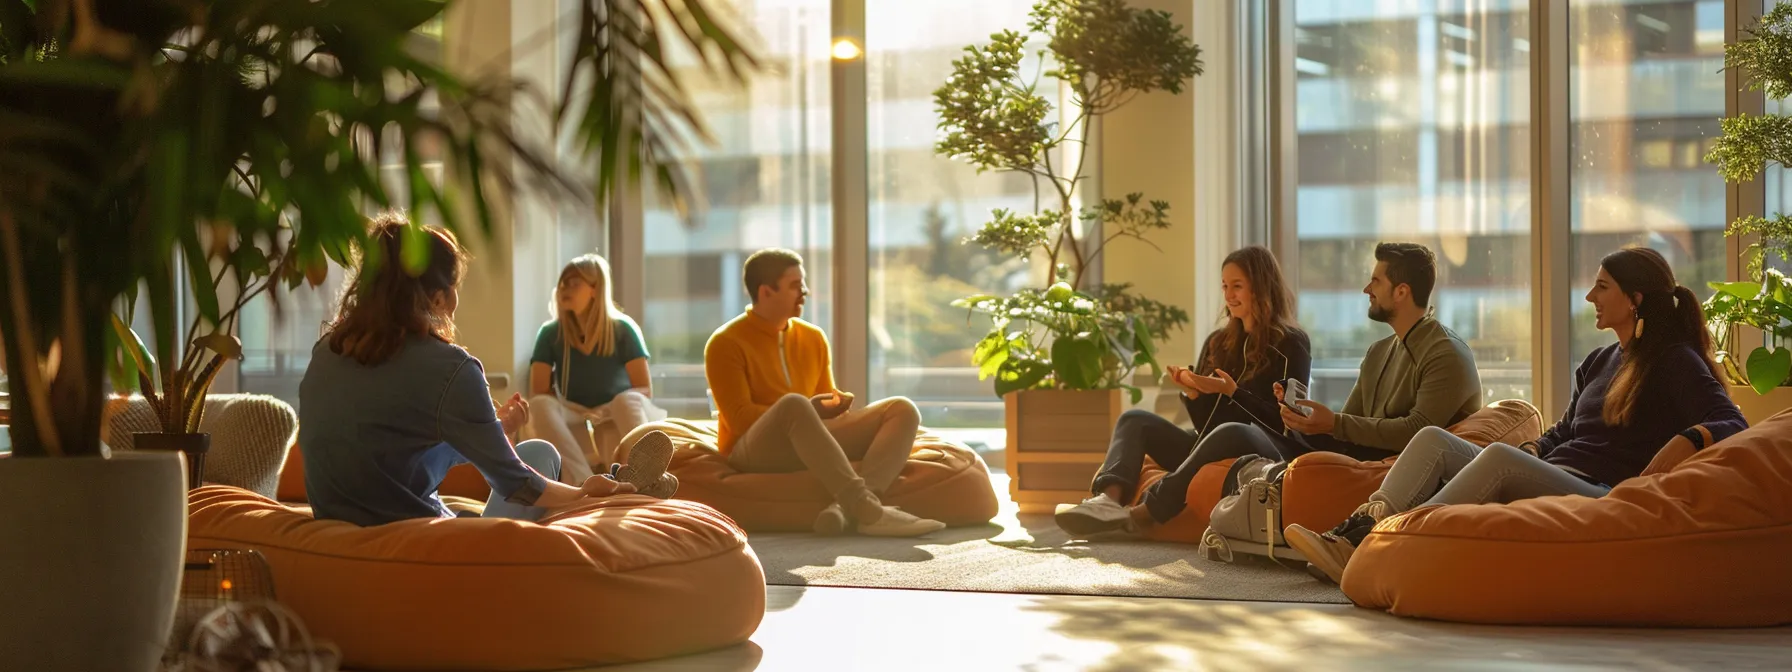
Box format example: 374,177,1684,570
521,254,668,487
1287,246,1749,583
298,214,666,526
1057,246,1312,536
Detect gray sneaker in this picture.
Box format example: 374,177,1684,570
1054,493,1133,537
614,430,678,499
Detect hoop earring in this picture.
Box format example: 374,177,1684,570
1633,307,1645,340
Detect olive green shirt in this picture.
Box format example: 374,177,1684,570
1332,316,1483,452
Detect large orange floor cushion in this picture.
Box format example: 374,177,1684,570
1132,399,1544,543
1344,408,1792,627
624,420,999,532
187,486,766,670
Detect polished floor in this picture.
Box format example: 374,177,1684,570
590,585,1792,672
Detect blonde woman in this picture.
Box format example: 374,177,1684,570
523,255,668,486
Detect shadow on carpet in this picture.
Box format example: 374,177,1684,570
746,508,1348,604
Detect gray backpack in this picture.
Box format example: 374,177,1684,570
1197,455,1306,564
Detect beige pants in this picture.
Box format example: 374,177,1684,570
727,394,921,507
523,391,659,484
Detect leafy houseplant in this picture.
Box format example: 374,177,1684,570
935,0,1199,404
1705,3,1792,396
107,199,307,487
1,0,753,460
0,1,752,669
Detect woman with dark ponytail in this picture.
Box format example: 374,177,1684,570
1286,246,1748,584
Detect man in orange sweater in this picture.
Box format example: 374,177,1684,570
704,249,946,537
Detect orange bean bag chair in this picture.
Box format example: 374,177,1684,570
1134,399,1544,543
618,420,1000,532
1343,407,1792,627
187,486,766,670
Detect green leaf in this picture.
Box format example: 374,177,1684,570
180,225,220,325
972,330,1010,377
108,314,156,383
193,333,244,360
234,244,271,279
400,222,430,275
0,0,35,60
952,293,1000,309
993,359,1052,398
1746,346,1792,396
1709,281,1762,301
1050,334,1104,389
1121,384,1143,406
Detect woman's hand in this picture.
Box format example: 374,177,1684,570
497,393,530,438
535,475,637,509
1172,367,1235,397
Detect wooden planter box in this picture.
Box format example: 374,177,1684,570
1731,385,1792,426
1003,389,1124,514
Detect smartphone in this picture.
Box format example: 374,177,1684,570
1281,377,1313,417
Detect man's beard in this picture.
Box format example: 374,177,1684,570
1367,300,1392,324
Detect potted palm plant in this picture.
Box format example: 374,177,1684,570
107,200,305,490
0,1,752,670
934,0,1199,511
1705,3,1792,423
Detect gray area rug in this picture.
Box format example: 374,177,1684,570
747,474,1348,605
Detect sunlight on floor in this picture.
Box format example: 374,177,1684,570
589,585,1792,672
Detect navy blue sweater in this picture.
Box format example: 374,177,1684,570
299,336,547,526
1537,341,1748,487
1182,326,1312,435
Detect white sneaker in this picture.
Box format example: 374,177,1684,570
1054,493,1133,537
857,506,946,537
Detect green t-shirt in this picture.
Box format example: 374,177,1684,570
530,315,649,408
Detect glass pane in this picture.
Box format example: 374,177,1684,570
642,2,832,419
1291,3,1533,406
1568,0,1727,363
1764,0,1792,278
865,1,1050,428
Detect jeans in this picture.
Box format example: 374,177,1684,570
1370,426,1611,514
1091,414,1295,524
480,439,562,522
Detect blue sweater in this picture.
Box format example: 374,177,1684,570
298,336,547,526
1537,342,1748,487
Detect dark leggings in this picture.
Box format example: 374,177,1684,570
1091,412,1292,523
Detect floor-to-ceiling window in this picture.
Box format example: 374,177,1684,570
1567,0,1727,363
1288,2,1534,406
863,0,1050,428
642,1,833,419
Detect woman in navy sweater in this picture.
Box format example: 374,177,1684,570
1287,247,1748,583
300,215,647,526
1056,246,1311,536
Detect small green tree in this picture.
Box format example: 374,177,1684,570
934,0,1199,402
1706,4,1792,395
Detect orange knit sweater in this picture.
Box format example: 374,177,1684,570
703,311,838,453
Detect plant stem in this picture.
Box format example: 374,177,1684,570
1,211,65,455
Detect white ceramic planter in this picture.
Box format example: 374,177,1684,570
0,450,187,671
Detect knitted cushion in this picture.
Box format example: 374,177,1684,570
108,394,297,498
